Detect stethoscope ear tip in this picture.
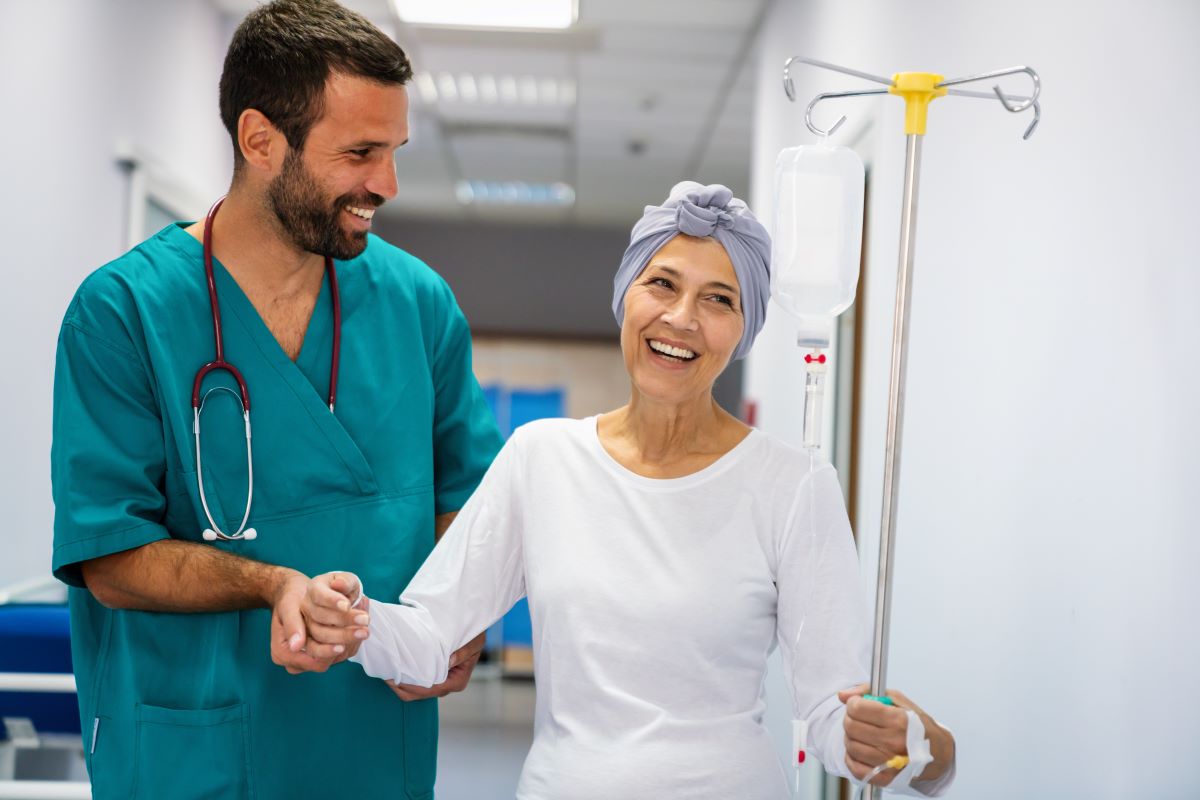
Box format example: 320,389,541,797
202,529,218,541
242,528,258,541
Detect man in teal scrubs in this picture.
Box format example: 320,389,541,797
50,2,502,797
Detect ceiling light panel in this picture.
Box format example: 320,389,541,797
456,180,576,206
411,70,575,107
391,0,576,30
578,0,756,30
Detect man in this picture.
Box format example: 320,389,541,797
50,2,502,797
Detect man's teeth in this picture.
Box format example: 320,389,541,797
649,340,696,360
345,205,375,220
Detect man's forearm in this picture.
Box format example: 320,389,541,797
81,539,298,613
434,511,458,543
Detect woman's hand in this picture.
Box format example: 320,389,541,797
839,684,956,787
297,572,372,661
385,631,486,701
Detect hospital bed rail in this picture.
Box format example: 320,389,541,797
0,577,91,800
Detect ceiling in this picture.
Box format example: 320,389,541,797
212,0,770,226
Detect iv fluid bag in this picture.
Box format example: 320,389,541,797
771,143,865,346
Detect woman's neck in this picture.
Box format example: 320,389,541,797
599,391,748,472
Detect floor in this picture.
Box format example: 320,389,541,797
435,667,536,800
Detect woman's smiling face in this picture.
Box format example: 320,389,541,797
620,234,745,406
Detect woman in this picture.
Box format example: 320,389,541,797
302,183,956,798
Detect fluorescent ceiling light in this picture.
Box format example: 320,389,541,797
456,180,576,206
391,0,576,30
412,71,575,107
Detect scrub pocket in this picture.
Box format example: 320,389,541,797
132,702,253,800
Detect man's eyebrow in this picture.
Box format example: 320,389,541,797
344,138,409,149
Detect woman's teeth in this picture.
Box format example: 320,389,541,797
345,205,375,220
649,340,696,361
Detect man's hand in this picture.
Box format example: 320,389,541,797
838,684,956,787
386,632,485,701
270,569,332,674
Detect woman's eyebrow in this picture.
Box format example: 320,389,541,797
645,264,682,278
706,281,740,295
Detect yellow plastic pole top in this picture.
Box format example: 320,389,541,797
888,72,948,136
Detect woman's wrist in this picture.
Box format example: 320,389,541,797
913,716,955,784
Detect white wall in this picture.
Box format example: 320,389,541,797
745,0,1200,796
0,0,231,590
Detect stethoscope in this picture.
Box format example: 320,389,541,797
193,197,342,542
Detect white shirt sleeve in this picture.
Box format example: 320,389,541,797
351,434,526,687
775,462,870,782
776,462,954,797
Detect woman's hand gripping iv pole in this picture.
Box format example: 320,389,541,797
848,693,910,797
841,687,939,798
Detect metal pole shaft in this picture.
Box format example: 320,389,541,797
867,133,923,800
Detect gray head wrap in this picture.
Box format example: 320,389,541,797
611,181,771,361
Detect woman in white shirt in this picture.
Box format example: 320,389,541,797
301,183,956,798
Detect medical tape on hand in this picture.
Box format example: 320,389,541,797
887,709,934,790
337,571,367,610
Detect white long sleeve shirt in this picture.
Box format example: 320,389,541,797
353,417,952,798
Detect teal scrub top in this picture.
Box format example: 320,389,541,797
50,224,503,800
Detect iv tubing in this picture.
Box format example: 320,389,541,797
852,756,911,800
802,349,827,450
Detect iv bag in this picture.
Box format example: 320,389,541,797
771,143,865,347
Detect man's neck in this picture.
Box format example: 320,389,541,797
188,188,325,296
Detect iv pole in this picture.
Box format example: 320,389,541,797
781,57,1041,799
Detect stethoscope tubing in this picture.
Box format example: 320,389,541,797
193,197,342,541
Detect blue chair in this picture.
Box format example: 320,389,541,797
0,604,79,735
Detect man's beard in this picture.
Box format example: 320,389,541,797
268,148,382,261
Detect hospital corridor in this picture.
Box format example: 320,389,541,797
1,1,1198,799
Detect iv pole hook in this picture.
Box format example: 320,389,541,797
783,57,893,138
804,88,892,138
937,65,1043,139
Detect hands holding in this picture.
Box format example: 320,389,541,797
269,570,369,675
839,684,955,789
271,569,485,700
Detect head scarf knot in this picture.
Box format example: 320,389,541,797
612,181,772,361
676,184,737,237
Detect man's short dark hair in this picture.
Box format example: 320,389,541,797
219,0,412,171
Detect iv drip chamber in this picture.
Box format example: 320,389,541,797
771,142,866,347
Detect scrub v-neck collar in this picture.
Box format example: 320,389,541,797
164,223,377,496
